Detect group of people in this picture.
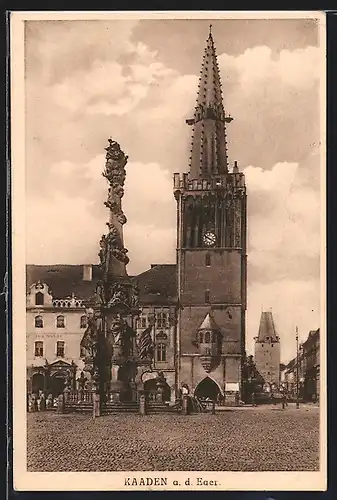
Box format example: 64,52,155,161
28,390,58,412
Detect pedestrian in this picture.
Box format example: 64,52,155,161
46,394,53,410
252,391,256,407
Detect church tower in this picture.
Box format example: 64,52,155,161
173,27,247,404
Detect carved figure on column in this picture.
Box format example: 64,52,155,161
98,234,109,272
107,283,130,309
109,314,125,346
104,222,130,265
104,198,127,225
103,139,128,199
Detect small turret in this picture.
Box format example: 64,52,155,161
195,313,222,373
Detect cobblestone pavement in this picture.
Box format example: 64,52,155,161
27,406,319,472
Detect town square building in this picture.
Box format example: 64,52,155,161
26,28,247,404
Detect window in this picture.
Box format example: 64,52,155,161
204,331,211,343
80,315,87,329
205,253,211,267
56,315,65,328
156,343,167,362
34,341,44,357
199,332,204,343
140,316,147,329
205,290,210,304
35,315,43,328
35,292,44,306
56,341,65,358
156,312,167,328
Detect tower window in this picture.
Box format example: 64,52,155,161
34,341,44,357
140,316,147,329
35,292,44,306
156,343,167,362
34,315,43,328
56,341,65,358
56,315,65,328
205,331,211,343
205,290,210,304
80,315,87,329
205,253,211,267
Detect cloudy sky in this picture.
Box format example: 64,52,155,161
24,16,323,362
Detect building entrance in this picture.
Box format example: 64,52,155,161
194,377,221,401
144,378,171,402
50,374,66,397
32,373,45,395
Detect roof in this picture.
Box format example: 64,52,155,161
301,328,320,349
256,311,279,343
198,313,220,331
26,263,177,306
133,264,177,306
26,265,100,300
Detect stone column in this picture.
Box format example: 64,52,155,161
139,392,147,415
182,395,189,415
57,394,65,414
92,392,101,418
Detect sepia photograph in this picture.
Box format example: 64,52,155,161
11,11,326,491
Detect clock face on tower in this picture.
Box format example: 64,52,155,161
203,231,217,247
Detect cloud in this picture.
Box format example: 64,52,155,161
26,156,176,275
219,45,320,92
246,278,320,363
24,21,322,364
245,161,320,264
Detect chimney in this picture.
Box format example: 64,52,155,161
82,264,92,281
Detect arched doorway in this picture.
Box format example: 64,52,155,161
194,377,221,401
144,378,171,402
49,373,66,397
32,373,45,395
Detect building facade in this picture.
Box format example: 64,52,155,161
254,311,281,387
282,328,320,402
26,28,247,404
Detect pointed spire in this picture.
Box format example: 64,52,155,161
256,311,279,343
198,312,220,332
187,27,233,179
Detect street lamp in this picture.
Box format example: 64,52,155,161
296,326,299,409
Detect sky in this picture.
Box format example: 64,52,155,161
24,16,323,363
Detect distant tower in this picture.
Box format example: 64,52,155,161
173,26,247,405
254,311,281,386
